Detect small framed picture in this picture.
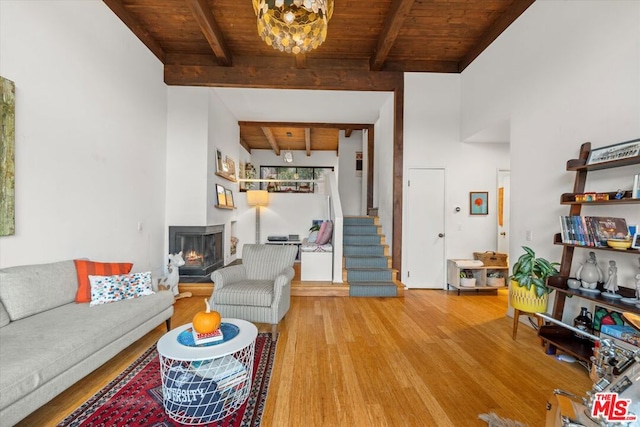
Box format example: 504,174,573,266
632,233,640,250
225,189,234,207
216,149,225,174
216,184,226,206
470,191,488,215
587,138,640,165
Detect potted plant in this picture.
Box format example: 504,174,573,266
487,271,505,287
509,246,560,312
459,270,476,287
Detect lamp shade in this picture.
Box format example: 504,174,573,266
247,190,269,206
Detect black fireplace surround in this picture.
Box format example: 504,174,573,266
168,225,224,282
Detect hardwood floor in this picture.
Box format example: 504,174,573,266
17,289,593,426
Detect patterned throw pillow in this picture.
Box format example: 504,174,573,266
74,260,133,303
88,271,154,307
316,220,333,245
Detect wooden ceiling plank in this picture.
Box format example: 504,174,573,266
165,65,403,91
296,54,307,69
370,0,416,71
184,0,232,66
457,0,536,71
305,128,311,156
261,127,281,155
102,0,166,62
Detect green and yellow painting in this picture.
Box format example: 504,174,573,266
0,76,15,236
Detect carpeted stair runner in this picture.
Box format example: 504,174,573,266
343,216,397,297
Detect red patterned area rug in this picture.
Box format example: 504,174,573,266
58,333,276,427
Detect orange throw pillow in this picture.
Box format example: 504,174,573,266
73,260,133,303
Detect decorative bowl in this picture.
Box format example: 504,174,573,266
607,239,632,250
567,278,581,289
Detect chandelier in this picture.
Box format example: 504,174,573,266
252,0,334,55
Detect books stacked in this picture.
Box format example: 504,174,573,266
559,216,628,247
601,324,640,347
192,327,224,345
191,355,249,405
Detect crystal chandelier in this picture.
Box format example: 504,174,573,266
252,0,334,55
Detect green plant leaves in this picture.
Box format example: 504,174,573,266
509,246,559,295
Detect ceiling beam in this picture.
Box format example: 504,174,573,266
457,0,536,72
239,137,251,154
345,129,353,138
370,0,416,71
261,127,281,155
102,0,165,63
184,0,232,66
165,65,402,91
239,121,373,129
305,128,311,156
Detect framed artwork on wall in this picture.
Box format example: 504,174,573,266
586,138,640,165
225,189,234,207
216,184,226,206
470,191,488,215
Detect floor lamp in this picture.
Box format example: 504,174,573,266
247,190,269,244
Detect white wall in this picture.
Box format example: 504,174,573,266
374,96,396,250
207,90,242,265
166,87,209,226
0,1,167,274
337,130,364,215
461,0,640,320
402,73,510,286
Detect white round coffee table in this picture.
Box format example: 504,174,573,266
157,318,258,424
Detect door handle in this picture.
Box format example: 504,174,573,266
438,233,445,238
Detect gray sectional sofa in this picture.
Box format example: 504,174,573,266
0,260,175,427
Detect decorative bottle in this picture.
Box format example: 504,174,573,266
573,307,593,340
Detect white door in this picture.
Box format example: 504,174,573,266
405,168,445,289
497,170,510,254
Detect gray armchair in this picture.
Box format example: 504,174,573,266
209,244,297,339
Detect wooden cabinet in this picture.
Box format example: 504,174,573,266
539,142,640,363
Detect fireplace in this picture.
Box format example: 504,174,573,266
168,225,224,282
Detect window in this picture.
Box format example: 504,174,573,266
259,166,334,193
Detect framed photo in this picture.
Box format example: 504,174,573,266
216,149,225,173
470,191,488,215
587,138,640,165
632,233,640,250
225,156,236,177
225,189,234,207
215,184,226,206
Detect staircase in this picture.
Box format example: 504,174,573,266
343,216,400,297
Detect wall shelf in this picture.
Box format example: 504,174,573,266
541,142,640,364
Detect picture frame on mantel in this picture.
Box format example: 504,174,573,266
470,191,488,215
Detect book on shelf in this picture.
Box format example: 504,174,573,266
558,216,629,246
600,324,640,347
191,327,224,345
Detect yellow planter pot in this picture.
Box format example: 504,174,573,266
509,280,549,312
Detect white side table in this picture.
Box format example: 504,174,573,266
157,319,258,424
